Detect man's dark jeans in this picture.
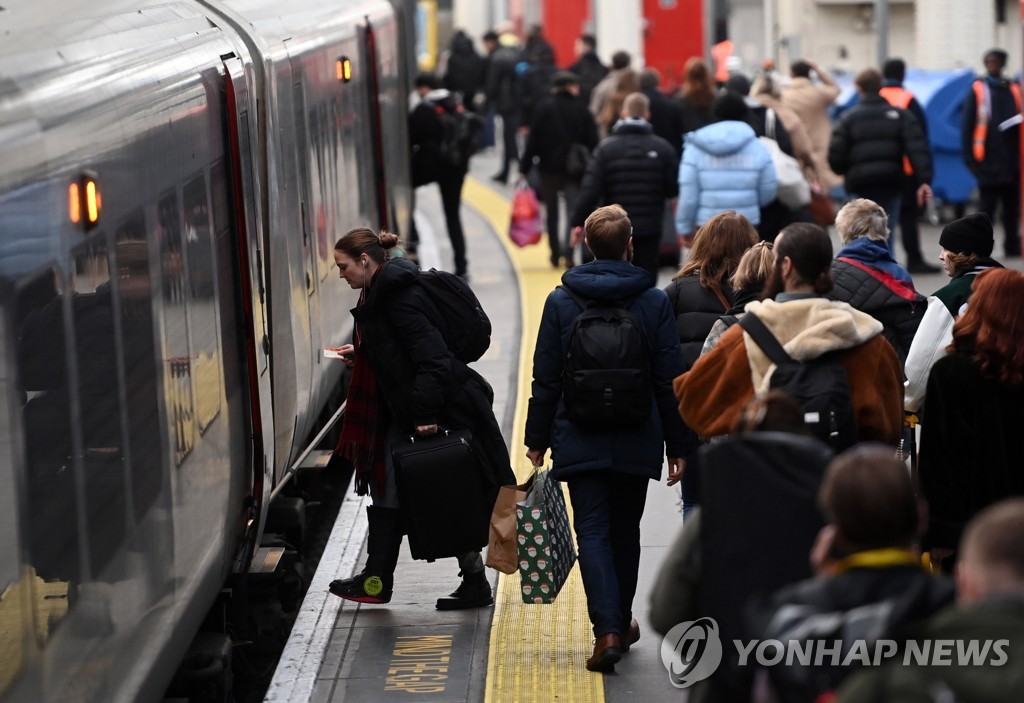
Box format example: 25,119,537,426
566,471,649,637
539,172,580,264
979,182,1021,256
437,170,468,276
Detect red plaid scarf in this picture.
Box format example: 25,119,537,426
334,326,387,497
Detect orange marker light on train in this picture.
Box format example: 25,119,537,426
69,182,81,224
337,56,352,82
85,178,100,224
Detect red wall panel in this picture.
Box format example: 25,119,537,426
542,0,590,67
643,0,705,91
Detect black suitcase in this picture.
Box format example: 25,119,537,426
392,428,491,562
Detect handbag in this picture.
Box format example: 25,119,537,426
554,107,591,180
759,109,811,210
565,142,592,180
515,468,577,603
509,182,543,247
485,473,536,574
392,428,490,561
807,184,837,227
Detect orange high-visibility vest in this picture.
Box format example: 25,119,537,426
972,79,1023,162
880,86,916,175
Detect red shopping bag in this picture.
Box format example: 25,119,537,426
509,184,542,247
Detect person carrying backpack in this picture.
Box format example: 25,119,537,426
524,205,697,673
675,222,904,448
409,72,480,278
328,228,515,608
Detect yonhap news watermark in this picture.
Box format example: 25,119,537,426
661,617,1010,689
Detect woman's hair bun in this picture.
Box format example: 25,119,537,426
378,230,400,249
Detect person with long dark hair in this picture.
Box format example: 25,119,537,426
327,228,514,608
676,222,903,445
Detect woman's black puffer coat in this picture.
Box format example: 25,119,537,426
352,256,514,488
663,274,735,369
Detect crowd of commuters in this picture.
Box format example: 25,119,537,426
368,27,1024,694
419,24,1022,286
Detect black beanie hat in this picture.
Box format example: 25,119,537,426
938,212,994,257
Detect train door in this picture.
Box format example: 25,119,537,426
289,75,319,458
222,56,275,560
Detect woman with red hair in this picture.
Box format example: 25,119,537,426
919,268,1024,556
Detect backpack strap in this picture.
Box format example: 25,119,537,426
738,313,794,366
557,284,589,310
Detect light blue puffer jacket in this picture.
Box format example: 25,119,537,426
675,120,777,233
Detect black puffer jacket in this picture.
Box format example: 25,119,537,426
352,257,514,488
519,91,598,175
663,274,735,369
443,32,485,105
569,120,679,238
828,94,933,193
831,258,928,364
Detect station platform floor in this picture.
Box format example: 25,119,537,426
265,144,1024,703
264,148,688,703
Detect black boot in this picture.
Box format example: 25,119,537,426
435,569,493,610
330,506,403,604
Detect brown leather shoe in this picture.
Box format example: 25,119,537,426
622,619,640,652
586,633,622,672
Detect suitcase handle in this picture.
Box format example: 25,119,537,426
405,427,451,444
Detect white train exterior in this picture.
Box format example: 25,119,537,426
0,0,412,699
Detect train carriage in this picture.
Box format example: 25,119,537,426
0,1,411,699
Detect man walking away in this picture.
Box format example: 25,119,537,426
570,92,679,281
484,28,523,184
525,205,695,673
519,71,599,268
408,73,474,278
639,68,686,156
880,58,940,273
568,34,608,108
828,68,933,245
962,48,1022,258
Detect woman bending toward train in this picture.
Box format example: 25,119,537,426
327,228,514,608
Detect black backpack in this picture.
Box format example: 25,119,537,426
435,103,483,167
418,269,491,363
559,285,652,429
738,313,856,451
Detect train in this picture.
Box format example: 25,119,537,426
0,0,413,699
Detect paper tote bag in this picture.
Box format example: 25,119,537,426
515,469,577,603
485,474,536,574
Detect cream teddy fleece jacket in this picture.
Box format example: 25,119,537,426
741,298,884,392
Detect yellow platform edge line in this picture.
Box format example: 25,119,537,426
462,178,606,703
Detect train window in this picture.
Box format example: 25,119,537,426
70,234,130,578
183,174,222,432
114,216,166,527
157,191,196,466
14,264,79,630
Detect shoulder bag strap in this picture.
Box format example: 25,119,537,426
738,312,793,366
710,285,731,312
